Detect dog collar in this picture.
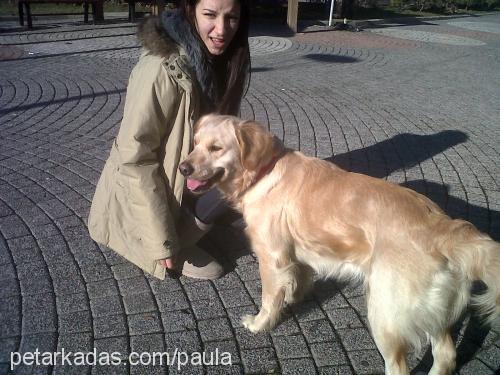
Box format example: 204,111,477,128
253,153,283,185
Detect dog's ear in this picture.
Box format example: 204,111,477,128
235,121,276,171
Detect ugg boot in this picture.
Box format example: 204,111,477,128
175,214,224,280
176,244,224,280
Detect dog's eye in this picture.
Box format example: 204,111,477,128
209,145,222,152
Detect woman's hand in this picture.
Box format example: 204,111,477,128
160,258,174,269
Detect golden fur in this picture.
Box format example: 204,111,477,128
180,114,500,375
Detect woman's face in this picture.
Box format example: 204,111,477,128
194,0,241,56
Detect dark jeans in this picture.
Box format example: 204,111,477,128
183,188,242,226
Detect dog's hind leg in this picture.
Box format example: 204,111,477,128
428,332,455,375
285,265,314,305
242,250,296,333
367,271,411,375
369,321,410,375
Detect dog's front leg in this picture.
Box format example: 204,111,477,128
242,254,287,333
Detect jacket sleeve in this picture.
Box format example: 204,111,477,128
115,57,182,259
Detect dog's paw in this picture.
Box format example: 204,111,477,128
241,314,264,333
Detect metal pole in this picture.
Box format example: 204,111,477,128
328,0,335,27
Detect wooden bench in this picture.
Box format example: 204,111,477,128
17,0,104,29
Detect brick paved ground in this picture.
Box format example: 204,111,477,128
0,11,499,374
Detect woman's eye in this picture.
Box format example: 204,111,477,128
203,13,216,18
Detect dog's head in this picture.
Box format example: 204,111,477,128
179,114,281,198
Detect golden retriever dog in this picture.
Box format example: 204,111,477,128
179,114,500,374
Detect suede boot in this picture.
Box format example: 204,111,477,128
175,215,224,280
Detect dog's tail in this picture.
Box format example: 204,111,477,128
447,220,500,325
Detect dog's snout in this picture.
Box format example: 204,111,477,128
179,161,194,177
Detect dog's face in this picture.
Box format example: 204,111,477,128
179,114,242,194
179,114,278,195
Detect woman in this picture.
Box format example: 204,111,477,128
88,0,250,280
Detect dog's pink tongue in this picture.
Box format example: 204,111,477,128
187,179,205,191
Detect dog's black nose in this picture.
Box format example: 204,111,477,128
179,162,194,177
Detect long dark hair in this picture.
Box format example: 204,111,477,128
179,0,251,115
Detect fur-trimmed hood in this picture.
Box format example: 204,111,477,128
137,11,218,108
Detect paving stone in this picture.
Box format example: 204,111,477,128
300,319,336,343
204,340,241,364
213,272,245,291
198,318,233,342
95,336,129,359
347,350,385,374
235,263,260,282
57,333,93,352
310,341,349,367
235,328,273,350
80,262,113,282
458,358,497,374
292,300,326,322
315,290,350,310
130,333,165,355
52,275,87,295
22,305,57,335
336,328,376,351
146,276,183,295
325,308,364,330
318,365,354,374
206,364,243,374
168,363,204,375
19,276,53,296
94,315,127,339
184,281,218,301
243,279,262,301
161,309,197,333
191,297,227,320
89,294,124,317
117,277,151,296
240,347,279,374
122,292,156,315
164,330,202,354
0,215,30,238
0,262,16,281
270,314,301,337
0,336,19,362
156,291,190,312
128,312,163,336
58,310,92,334
274,334,311,359
56,293,89,314
218,288,253,309
346,296,368,317
281,358,318,375
87,279,120,299
111,263,143,280
16,261,50,280
0,278,20,298
18,333,57,356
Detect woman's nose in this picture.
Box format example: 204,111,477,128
214,17,226,35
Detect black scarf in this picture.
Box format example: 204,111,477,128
161,10,220,111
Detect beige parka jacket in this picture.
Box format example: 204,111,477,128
88,14,213,279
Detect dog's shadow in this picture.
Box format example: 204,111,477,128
204,129,498,371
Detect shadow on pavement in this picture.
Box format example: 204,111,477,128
325,130,469,178
304,53,360,64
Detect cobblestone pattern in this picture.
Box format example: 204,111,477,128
0,13,499,374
